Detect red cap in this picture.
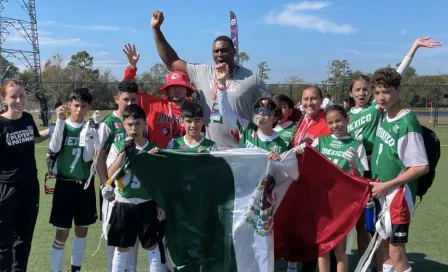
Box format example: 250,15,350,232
160,71,196,95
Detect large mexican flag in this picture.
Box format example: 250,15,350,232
131,148,299,272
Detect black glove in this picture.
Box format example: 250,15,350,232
124,138,135,156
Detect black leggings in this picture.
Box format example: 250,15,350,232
0,182,39,272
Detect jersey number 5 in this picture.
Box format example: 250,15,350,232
70,148,81,169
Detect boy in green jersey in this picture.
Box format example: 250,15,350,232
96,79,139,271
49,88,97,272
167,103,218,152
103,104,165,272
370,68,429,272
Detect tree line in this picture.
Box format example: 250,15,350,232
1,51,446,110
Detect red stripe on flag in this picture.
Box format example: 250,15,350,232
274,145,371,262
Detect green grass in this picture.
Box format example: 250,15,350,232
26,116,448,272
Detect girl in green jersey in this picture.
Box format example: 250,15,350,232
273,94,301,148
297,105,369,272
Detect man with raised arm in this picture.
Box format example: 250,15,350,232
149,10,270,149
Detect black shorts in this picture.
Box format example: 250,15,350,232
389,224,409,243
107,200,164,249
49,177,97,229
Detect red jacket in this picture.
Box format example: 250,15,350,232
292,111,330,147
124,67,185,148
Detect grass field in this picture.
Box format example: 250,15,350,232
24,114,448,272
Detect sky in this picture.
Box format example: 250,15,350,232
3,0,448,83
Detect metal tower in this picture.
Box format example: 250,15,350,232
0,0,42,87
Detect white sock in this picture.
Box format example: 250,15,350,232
51,240,65,272
127,240,139,272
287,261,297,272
112,249,129,272
383,263,395,272
71,236,87,267
403,267,412,272
107,246,115,272
147,247,165,272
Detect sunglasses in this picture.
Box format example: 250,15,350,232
254,106,273,116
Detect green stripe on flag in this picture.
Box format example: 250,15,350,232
131,150,237,271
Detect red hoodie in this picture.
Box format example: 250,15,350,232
292,110,330,147
124,66,185,148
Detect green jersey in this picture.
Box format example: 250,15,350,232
99,111,126,153
312,135,369,173
53,120,92,180
274,121,296,147
238,121,289,153
371,110,428,200
107,139,158,201
167,136,218,151
347,100,382,153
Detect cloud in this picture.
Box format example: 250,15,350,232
400,29,408,36
343,50,361,55
343,50,400,60
94,51,109,57
39,20,137,33
265,1,357,35
93,60,127,69
4,28,102,47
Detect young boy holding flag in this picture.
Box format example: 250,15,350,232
103,104,166,272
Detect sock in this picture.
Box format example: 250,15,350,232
112,249,129,272
71,236,87,267
127,240,139,272
107,246,115,272
287,261,297,272
71,264,81,272
383,263,395,272
403,267,412,272
147,247,165,272
51,240,65,272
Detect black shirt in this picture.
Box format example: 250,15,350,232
0,112,40,183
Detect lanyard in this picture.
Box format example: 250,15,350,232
296,110,323,144
212,65,239,101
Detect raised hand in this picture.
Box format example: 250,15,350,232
215,63,229,87
342,147,359,166
123,43,140,67
151,10,164,29
56,105,68,120
414,36,442,48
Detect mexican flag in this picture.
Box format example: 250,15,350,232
124,146,370,271
130,148,299,272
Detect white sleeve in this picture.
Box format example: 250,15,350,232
49,118,66,153
48,124,55,139
217,89,249,130
166,139,174,149
98,122,111,148
398,132,429,167
211,143,219,151
106,145,120,169
357,144,370,171
396,56,412,76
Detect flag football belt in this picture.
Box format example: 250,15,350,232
44,172,88,194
